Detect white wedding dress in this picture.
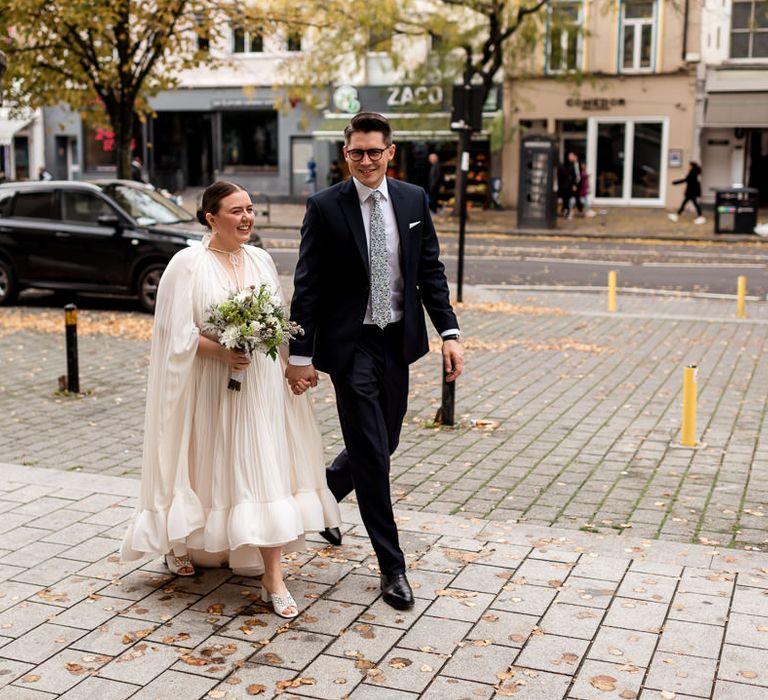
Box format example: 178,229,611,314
120,237,340,574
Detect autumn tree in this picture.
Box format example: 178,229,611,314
268,0,551,114
0,1,267,179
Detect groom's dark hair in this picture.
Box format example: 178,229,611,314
344,112,392,147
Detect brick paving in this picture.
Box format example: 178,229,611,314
2,285,768,696
0,463,767,698
2,287,767,549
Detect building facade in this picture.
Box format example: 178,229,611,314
38,22,501,203
502,0,702,209
697,0,768,205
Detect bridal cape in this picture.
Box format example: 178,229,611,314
120,238,340,573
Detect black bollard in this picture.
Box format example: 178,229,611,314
434,366,455,426
64,304,80,393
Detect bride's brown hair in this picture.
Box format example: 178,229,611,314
196,181,248,227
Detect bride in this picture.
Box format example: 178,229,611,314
121,181,340,618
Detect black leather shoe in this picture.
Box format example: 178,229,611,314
318,527,342,546
380,572,415,610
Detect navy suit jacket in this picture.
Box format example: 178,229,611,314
289,177,458,375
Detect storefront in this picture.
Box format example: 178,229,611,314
0,107,44,182
502,72,696,209
315,84,501,208
699,69,768,206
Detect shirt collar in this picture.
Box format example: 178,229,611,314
352,176,389,205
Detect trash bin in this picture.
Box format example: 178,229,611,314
714,187,759,234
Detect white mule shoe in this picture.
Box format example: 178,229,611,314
165,552,195,576
261,585,299,619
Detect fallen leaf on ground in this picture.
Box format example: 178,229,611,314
591,675,617,691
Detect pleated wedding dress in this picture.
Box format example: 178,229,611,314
120,237,340,574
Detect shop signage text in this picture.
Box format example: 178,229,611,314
566,97,627,111
386,85,444,108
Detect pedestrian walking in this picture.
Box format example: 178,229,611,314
120,181,340,619
327,159,343,186
579,162,596,218
427,152,444,213
285,112,463,610
668,161,706,224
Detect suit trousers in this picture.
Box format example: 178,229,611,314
327,322,409,575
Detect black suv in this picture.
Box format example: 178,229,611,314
0,179,208,312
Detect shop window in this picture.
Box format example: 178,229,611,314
730,0,768,59
232,26,263,54
547,1,582,73
621,0,655,71
593,119,664,201
221,111,278,171
82,122,141,172
287,31,302,52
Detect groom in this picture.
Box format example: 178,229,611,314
286,112,463,609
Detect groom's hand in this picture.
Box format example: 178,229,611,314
442,339,463,382
285,363,319,391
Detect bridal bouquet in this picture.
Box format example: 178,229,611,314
202,284,303,391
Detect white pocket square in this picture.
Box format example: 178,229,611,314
409,220,421,229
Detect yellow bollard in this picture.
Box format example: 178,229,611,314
737,275,747,319
681,364,698,447
607,270,617,312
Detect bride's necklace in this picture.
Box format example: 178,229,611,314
208,241,244,290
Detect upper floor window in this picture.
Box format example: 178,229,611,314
621,0,655,71
287,31,302,52
731,0,768,58
547,1,582,73
232,27,263,54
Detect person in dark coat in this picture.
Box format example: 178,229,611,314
427,152,443,213
669,161,705,224
558,160,575,218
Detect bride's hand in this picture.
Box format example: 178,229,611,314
223,348,250,372
291,378,311,395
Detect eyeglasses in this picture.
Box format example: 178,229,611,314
346,148,388,162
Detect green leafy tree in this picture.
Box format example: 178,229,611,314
0,1,261,178
269,0,551,113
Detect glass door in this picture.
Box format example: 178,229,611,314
588,117,667,205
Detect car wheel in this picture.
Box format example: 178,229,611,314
137,263,166,313
0,259,18,306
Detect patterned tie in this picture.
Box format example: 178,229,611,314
368,190,390,329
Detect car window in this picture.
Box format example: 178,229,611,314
102,184,195,226
0,191,13,217
12,191,57,220
61,191,115,225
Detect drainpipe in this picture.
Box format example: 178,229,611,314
682,0,689,61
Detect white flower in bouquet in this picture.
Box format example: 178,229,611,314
202,283,304,391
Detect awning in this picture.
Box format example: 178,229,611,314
313,113,495,141
704,92,768,127
0,108,33,146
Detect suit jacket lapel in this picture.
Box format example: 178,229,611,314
387,177,410,273
337,179,369,274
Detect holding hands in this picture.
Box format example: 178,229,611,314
285,363,319,396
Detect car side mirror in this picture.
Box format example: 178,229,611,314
97,214,122,229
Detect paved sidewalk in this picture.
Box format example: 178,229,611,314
2,288,767,550
1,462,768,699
